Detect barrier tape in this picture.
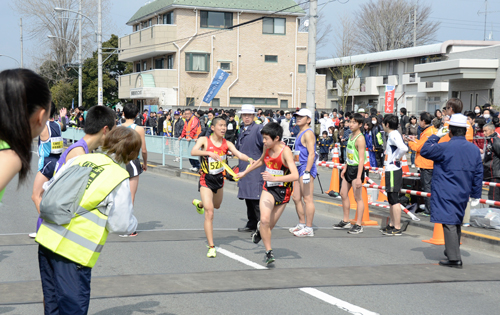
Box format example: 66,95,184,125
368,201,391,209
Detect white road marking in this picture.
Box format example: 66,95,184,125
216,247,268,270
300,287,380,315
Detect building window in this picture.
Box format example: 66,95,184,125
265,55,278,63
280,100,288,108
155,58,164,69
149,19,152,27
185,53,210,72
263,18,286,35
167,55,174,69
136,63,141,72
163,11,174,24
369,65,378,77
301,103,306,108
220,62,231,71
143,61,147,71
200,11,233,29
298,64,306,73
186,97,195,106
230,97,278,105
212,98,220,107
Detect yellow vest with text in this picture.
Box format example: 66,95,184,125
35,154,129,268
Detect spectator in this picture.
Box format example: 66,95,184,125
370,116,385,168
180,108,201,172
163,113,172,137
201,111,214,137
482,108,493,124
473,105,482,118
320,112,334,136
399,107,409,135
147,112,158,135
157,111,166,136
364,119,377,168
407,112,437,216
432,109,443,129
421,114,482,269
440,98,474,143
318,131,333,161
474,117,486,153
328,126,338,144
406,116,419,168
338,120,351,164
236,104,265,233
280,112,292,139
225,112,237,144
483,123,500,208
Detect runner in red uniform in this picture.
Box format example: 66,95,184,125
237,122,299,265
191,117,252,258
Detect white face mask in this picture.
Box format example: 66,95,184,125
371,120,377,125
475,109,481,114
484,114,491,119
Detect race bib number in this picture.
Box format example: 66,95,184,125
51,137,64,154
227,124,233,130
208,155,225,174
266,167,284,187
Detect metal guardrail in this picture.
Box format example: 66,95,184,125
61,128,197,169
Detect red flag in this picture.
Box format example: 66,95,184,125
385,85,396,113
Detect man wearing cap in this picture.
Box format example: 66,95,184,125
289,109,318,237
421,114,483,269
236,105,265,232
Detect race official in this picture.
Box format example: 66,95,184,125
421,114,483,269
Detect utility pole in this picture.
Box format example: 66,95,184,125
78,0,82,108
306,0,317,124
98,0,103,105
20,18,23,68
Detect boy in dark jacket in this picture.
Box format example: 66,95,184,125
317,131,333,161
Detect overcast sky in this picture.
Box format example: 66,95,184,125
1,0,499,71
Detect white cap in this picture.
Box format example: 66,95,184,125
238,104,257,114
358,108,365,113
448,114,468,128
293,108,312,118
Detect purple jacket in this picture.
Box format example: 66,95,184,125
237,122,265,200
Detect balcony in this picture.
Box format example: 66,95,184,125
334,77,380,96
119,25,178,62
417,81,449,93
326,80,337,89
402,73,419,85
119,69,178,100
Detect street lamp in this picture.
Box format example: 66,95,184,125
47,35,81,110
0,54,21,67
54,0,102,106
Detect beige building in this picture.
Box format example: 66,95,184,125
118,0,326,110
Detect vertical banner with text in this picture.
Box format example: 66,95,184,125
384,85,396,113
203,69,229,104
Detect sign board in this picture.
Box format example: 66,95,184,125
384,85,396,113
203,69,229,104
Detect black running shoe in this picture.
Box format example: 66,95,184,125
333,220,352,230
380,224,394,233
252,230,262,244
265,250,275,265
347,224,363,234
390,228,403,236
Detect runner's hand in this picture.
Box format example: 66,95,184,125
142,163,148,172
261,171,274,182
208,152,221,161
353,178,362,189
236,171,246,179
59,107,67,118
302,172,311,184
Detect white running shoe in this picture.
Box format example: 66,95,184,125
289,224,304,234
28,232,36,238
294,227,314,237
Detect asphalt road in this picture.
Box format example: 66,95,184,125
1,159,500,315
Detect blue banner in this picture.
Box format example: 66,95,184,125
203,69,229,104
72,98,74,109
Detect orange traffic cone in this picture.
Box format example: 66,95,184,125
422,223,445,245
401,154,410,174
377,172,388,202
326,145,340,193
350,185,378,226
364,148,370,168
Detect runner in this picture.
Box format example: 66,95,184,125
36,127,140,314
237,122,299,265
289,109,318,237
0,68,51,203
381,114,408,236
119,103,148,237
190,117,252,258
333,113,366,234
30,102,67,238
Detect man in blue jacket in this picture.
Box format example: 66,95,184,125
421,114,483,269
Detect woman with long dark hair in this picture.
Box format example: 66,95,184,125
0,69,51,202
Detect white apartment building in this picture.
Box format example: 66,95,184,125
317,40,500,115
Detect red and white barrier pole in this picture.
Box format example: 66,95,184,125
483,181,500,188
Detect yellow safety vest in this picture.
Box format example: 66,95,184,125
35,153,129,268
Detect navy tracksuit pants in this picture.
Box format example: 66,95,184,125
38,245,92,315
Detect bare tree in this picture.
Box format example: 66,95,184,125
297,1,333,50
12,0,111,79
354,0,440,53
333,16,357,58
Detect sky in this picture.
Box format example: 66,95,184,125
1,0,499,71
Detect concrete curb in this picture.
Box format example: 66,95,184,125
147,163,500,255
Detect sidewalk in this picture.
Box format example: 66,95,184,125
146,159,500,255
